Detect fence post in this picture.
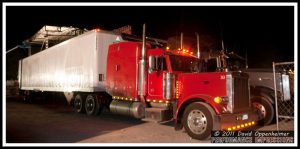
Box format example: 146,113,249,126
273,62,279,131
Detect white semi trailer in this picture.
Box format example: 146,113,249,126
18,30,123,103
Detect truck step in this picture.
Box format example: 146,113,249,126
142,107,173,123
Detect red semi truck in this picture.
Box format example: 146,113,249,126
18,25,259,140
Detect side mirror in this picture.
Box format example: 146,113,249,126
149,56,155,73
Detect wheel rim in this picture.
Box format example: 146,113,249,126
187,109,207,135
74,96,82,111
253,102,266,119
86,96,95,113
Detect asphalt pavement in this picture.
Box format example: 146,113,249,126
5,96,282,145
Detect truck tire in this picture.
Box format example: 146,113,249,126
251,95,274,125
85,94,100,116
74,94,86,113
183,102,215,140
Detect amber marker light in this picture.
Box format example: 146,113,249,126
214,97,221,104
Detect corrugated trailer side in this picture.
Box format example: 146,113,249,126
19,30,123,93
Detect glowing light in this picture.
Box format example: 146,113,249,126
166,47,170,50
226,121,254,132
190,52,193,55
214,97,221,104
175,81,181,99
94,28,100,32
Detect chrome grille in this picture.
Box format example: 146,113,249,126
232,74,250,113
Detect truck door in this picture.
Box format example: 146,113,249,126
148,56,167,99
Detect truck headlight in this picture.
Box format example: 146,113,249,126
214,96,229,104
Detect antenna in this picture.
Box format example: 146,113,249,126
219,20,226,52
180,32,184,49
245,49,248,69
195,32,200,59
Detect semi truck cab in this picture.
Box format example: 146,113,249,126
106,42,259,140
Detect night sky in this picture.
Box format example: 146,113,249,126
5,5,295,79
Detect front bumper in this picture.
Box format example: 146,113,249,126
215,109,259,131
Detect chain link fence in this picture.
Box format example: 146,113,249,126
273,62,294,131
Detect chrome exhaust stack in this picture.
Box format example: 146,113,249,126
196,32,200,59
138,24,147,104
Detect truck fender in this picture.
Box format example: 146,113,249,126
250,86,275,104
174,95,220,131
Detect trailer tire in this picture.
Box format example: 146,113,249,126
251,95,274,125
74,94,86,113
85,94,100,116
183,102,215,140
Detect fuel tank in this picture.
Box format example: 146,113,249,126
109,100,145,119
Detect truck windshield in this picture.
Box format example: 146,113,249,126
226,58,246,71
169,55,200,72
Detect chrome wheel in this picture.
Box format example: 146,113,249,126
187,109,207,135
253,102,266,119
183,102,215,140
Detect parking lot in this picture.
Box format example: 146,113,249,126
5,96,281,144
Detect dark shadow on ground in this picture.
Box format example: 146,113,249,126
6,95,144,143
